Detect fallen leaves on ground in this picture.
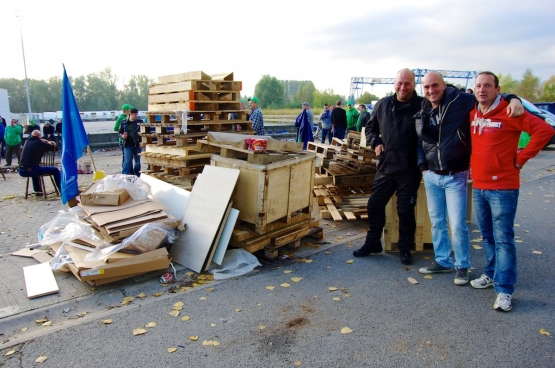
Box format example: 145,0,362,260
295,361,302,366
236,308,242,312
280,283,291,288
539,329,551,337
21,327,28,332
174,301,184,310
42,321,53,327
329,287,338,292
265,286,275,290
202,340,220,347
35,317,49,324
345,260,354,264
259,326,266,330
402,266,411,271
424,275,433,279
472,244,483,250
169,310,180,317
291,277,303,283
181,316,190,321
186,272,194,277
121,296,135,305
199,297,207,301
341,327,353,334
532,250,543,254
332,297,340,301
35,356,48,363
102,319,113,324
206,287,214,292
189,336,199,341
325,251,332,255
152,292,164,297
137,292,146,298
168,347,177,353
5,350,15,356
145,322,156,328
133,328,147,336
407,277,419,285
211,323,216,327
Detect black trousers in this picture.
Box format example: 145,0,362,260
363,170,422,253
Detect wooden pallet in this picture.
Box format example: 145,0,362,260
150,80,242,95
141,152,212,168
145,171,200,186
141,133,207,146
145,110,248,122
197,140,310,165
148,101,241,113
306,142,341,159
229,216,322,258
148,90,240,104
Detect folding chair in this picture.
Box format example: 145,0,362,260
24,151,60,199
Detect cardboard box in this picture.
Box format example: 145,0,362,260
80,181,130,206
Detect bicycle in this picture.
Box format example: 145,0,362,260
313,121,322,142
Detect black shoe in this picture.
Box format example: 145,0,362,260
353,246,383,257
400,252,413,265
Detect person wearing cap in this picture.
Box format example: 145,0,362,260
295,102,314,149
319,104,332,144
248,97,265,135
4,119,23,166
118,107,143,176
330,100,347,139
346,101,359,131
114,104,133,169
25,119,41,135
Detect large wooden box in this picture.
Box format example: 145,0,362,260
211,153,316,234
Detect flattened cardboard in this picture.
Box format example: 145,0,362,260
89,201,168,227
79,199,148,216
23,263,59,298
78,248,170,282
10,248,42,258
32,250,53,264
80,181,130,206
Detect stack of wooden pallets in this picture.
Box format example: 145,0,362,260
141,71,251,185
307,131,378,221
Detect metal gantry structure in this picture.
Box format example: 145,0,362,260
349,69,478,101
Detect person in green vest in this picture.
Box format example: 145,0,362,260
114,104,133,169
346,101,359,131
5,119,23,166
356,104,371,133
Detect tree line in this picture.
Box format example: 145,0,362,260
2,68,553,114
0,67,154,113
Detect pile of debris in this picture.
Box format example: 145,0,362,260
308,131,377,221
141,71,250,185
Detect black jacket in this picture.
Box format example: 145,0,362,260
118,119,142,148
366,92,423,175
330,107,347,129
20,136,55,167
415,87,519,172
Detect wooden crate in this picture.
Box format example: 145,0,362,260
384,181,473,252
211,153,316,235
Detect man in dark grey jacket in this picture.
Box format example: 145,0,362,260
415,71,523,285
353,69,422,265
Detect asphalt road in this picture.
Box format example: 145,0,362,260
0,149,554,367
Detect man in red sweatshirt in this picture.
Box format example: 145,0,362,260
469,71,554,312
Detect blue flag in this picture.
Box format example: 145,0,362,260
61,66,89,204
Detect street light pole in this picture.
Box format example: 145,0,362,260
16,10,32,119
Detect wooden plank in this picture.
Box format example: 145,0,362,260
212,208,239,265
204,202,233,271
169,166,240,272
324,197,343,221
23,263,59,298
158,71,211,84
343,211,357,221
210,72,234,81
272,227,313,247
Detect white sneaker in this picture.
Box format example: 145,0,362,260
493,293,512,312
470,274,495,289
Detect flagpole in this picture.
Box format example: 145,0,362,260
16,10,32,118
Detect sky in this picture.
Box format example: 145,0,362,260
2,0,555,103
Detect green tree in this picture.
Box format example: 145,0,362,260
498,73,518,94
254,75,285,108
538,76,555,102
356,91,380,105
514,68,540,101
293,81,316,106
313,88,345,109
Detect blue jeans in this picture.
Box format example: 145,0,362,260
19,166,61,193
333,127,346,139
473,189,519,294
123,146,142,176
423,170,471,269
321,128,332,144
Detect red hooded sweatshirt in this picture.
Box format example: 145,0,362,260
470,97,554,190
